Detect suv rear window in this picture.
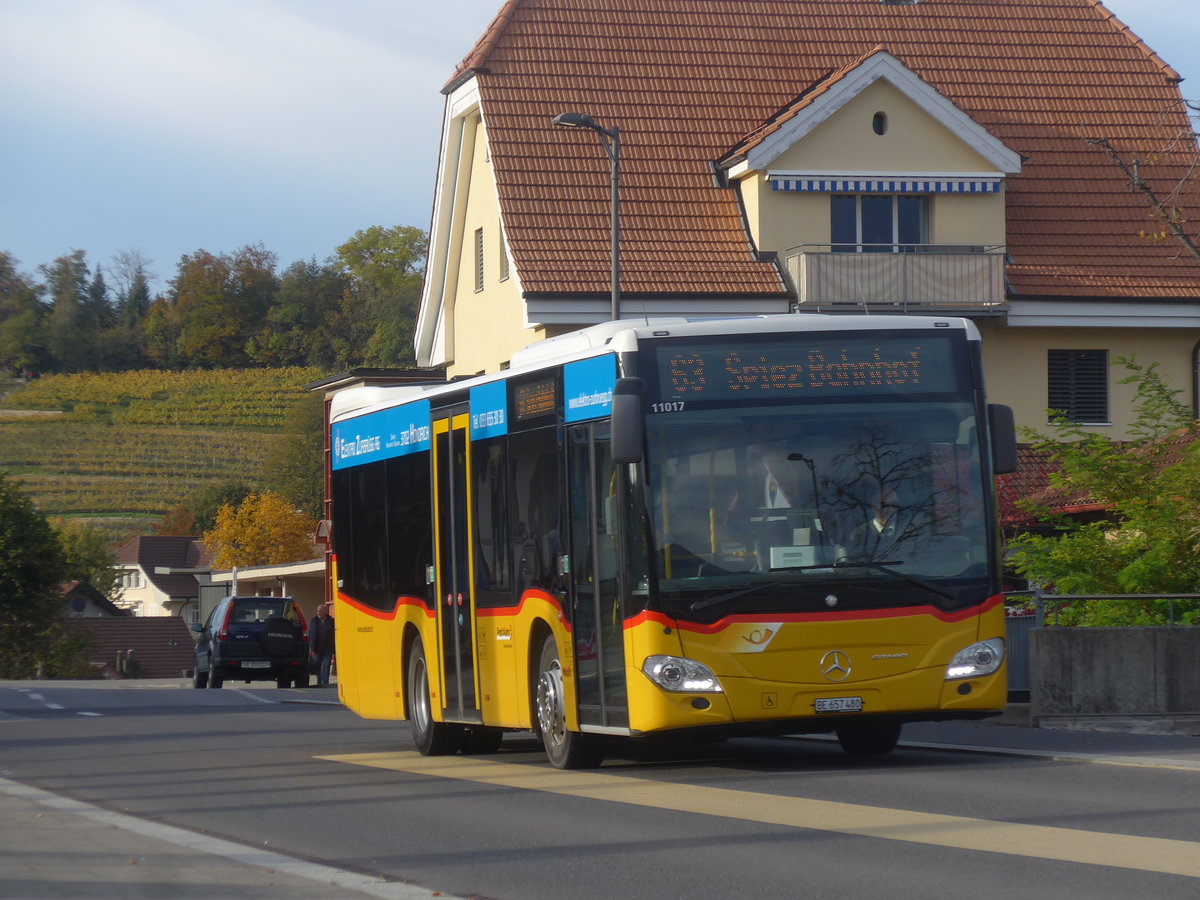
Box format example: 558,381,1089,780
230,599,300,624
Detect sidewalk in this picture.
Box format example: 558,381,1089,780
0,778,450,899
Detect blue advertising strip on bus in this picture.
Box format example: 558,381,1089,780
564,353,616,422
470,380,508,439
331,399,432,470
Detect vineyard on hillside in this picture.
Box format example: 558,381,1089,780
0,368,326,536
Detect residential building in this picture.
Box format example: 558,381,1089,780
113,535,212,621
416,0,1200,437
61,581,125,617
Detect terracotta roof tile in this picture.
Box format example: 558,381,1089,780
452,0,1199,300
73,617,195,679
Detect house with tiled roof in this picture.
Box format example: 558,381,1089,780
415,0,1200,438
61,580,126,617
73,616,195,679
114,535,213,620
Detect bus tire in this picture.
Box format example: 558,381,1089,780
836,721,902,757
407,638,461,756
535,635,605,769
459,726,504,755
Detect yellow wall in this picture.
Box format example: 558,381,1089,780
978,321,1198,437
740,79,1006,253
446,116,547,376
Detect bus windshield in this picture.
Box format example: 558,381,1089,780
645,399,990,611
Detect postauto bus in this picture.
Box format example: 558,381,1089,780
327,315,1017,768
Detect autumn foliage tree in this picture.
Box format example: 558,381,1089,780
203,490,317,569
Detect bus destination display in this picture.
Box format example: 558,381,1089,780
656,335,957,401
514,377,557,421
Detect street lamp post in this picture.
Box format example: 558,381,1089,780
552,111,620,321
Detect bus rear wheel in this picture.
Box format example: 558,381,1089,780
407,638,461,755
535,635,605,769
835,721,902,757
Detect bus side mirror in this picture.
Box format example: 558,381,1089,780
611,377,645,465
988,403,1017,475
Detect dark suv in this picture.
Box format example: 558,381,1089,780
191,596,309,689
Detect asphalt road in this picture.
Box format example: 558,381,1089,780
2,679,1199,899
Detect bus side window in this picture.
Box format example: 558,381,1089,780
473,440,510,596
509,429,563,596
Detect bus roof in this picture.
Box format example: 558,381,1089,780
329,314,979,423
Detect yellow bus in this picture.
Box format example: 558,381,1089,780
327,315,1016,767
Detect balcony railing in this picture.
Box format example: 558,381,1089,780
780,244,1008,313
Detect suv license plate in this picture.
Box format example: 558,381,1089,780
815,696,863,713
242,661,270,669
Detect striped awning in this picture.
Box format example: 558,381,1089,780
769,176,1002,194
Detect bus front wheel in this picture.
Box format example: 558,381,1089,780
407,638,461,755
535,635,605,769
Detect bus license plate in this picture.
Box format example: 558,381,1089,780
815,697,862,713
242,661,270,669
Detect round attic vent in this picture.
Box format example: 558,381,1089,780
872,111,888,135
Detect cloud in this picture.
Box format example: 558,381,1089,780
0,0,452,179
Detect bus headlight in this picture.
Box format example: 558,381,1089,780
642,655,723,693
945,638,1005,680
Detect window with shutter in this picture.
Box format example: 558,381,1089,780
1047,349,1109,424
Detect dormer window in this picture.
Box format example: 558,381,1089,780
831,194,926,252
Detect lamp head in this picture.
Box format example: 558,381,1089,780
552,112,596,129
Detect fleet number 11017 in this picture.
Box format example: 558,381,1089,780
651,401,686,413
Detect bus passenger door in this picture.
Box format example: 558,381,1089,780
432,408,481,723
568,422,629,729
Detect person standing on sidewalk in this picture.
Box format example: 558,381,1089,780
309,603,335,687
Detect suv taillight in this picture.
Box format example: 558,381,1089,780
296,605,309,641
217,602,235,642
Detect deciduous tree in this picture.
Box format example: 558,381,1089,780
246,258,351,368
1007,358,1200,624
1085,99,1200,260
0,474,75,678
335,225,427,366
265,393,325,518
168,245,279,368
53,519,120,599
203,490,317,569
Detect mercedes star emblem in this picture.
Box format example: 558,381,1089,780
819,649,852,682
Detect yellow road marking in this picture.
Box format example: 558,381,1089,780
320,751,1200,879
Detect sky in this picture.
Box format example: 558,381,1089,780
1,0,1196,294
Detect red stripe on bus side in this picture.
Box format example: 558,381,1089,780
336,592,434,620
336,588,568,627
474,589,565,620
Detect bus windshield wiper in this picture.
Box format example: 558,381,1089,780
691,581,781,611
830,559,956,601
689,560,954,611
